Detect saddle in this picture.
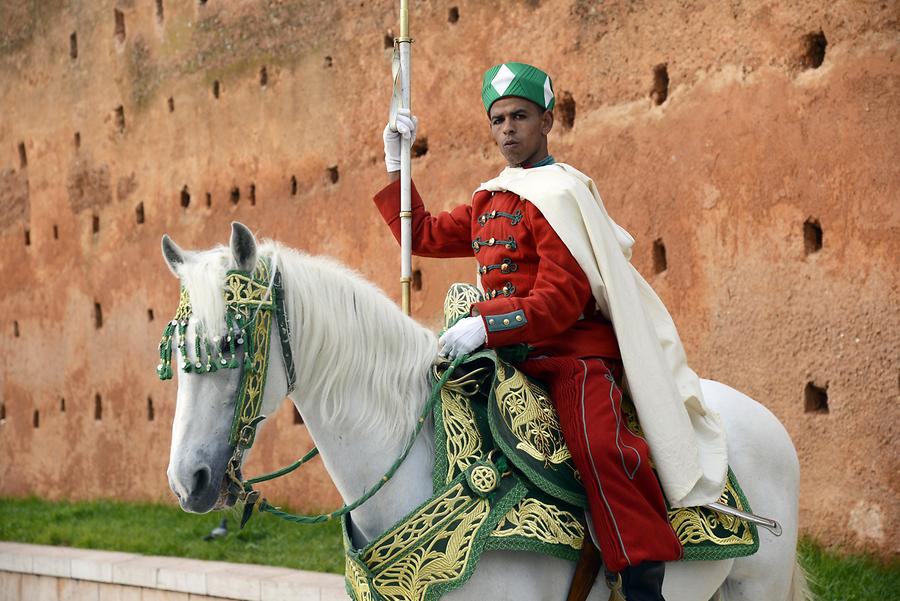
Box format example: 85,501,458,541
340,284,759,601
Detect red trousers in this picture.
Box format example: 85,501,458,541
518,356,683,572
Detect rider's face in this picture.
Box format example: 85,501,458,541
488,97,553,167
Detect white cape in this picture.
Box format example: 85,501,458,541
476,163,727,507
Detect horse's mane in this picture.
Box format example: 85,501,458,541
176,242,438,442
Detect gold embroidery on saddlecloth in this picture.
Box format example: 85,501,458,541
492,497,585,549
494,362,572,468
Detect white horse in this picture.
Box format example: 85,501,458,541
162,223,809,601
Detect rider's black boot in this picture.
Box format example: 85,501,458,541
620,560,666,601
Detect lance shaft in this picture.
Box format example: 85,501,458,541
398,0,412,315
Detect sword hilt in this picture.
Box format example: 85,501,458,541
704,501,783,536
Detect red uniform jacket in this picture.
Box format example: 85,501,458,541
374,179,620,360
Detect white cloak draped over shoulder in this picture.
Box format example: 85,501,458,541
476,163,727,507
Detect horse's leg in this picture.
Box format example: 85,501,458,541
663,559,733,601
700,380,802,601
448,551,733,601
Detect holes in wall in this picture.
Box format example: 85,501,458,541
804,218,822,254
652,238,668,274
801,31,827,70
206,192,212,207
18,142,27,168
212,80,220,99
249,183,256,206
33,410,39,429
92,214,100,234
327,165,340,184
13,321,19,337
167,97,174,112
293,411,304,425
115,105,125,133
70,32,78,59
147,308,154,321
114,9,125,44
259,66,268,87
557,91,576,129
804,381,829,414
24,229,30,246
155,0,164,23
199,0,208,5
53,225,59,239
448,6,460,23
60,398,66,412
412,269,422,291
384,30,394,49
0,404,5,421
230,186,240,204
181,186,191,208
290,175,298,195
94,302,103,329
74,132,81,148
324,55,333,68
94,393,103,420
147,397,155,421
411,137,428,158
135,201,145,224
651,63,669,106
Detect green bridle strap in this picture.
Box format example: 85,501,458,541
237,355,464,527
244,446,320,486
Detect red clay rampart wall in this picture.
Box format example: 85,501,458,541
0,0,897,556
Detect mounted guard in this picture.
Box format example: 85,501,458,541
376,61,732,600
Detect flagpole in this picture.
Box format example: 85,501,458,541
398,0,412,316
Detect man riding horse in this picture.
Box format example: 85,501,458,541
373,62,729,601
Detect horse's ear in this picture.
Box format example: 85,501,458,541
161,234,187,277
230,222,257,272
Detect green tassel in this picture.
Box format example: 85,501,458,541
204,339,216,372
194,326,203,365
158,363,173,380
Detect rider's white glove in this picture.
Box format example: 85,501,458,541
438,316,487,359
383,109,418,173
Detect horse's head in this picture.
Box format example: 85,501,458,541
159,222,291,513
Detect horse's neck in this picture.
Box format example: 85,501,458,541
293,387,436,546
276,251,440,544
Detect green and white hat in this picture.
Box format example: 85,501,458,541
481,62,555,113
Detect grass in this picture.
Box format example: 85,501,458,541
1,497,897,600
798,538,899,601
0,497,343,574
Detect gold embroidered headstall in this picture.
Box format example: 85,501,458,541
155,257,296,446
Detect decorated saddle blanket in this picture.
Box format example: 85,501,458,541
341,285,758,601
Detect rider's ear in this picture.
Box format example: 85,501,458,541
161,234,188,277
230,222,258,273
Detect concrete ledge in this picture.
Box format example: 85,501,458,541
0,542,346,601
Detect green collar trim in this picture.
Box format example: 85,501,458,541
525,154,555,168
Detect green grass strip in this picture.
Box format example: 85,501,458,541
798,538,899,601
1,497,897,600
0,496,343,574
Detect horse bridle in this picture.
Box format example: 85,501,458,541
156,257,296,509
156,254,466,529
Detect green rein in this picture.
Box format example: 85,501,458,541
238,355,463,528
